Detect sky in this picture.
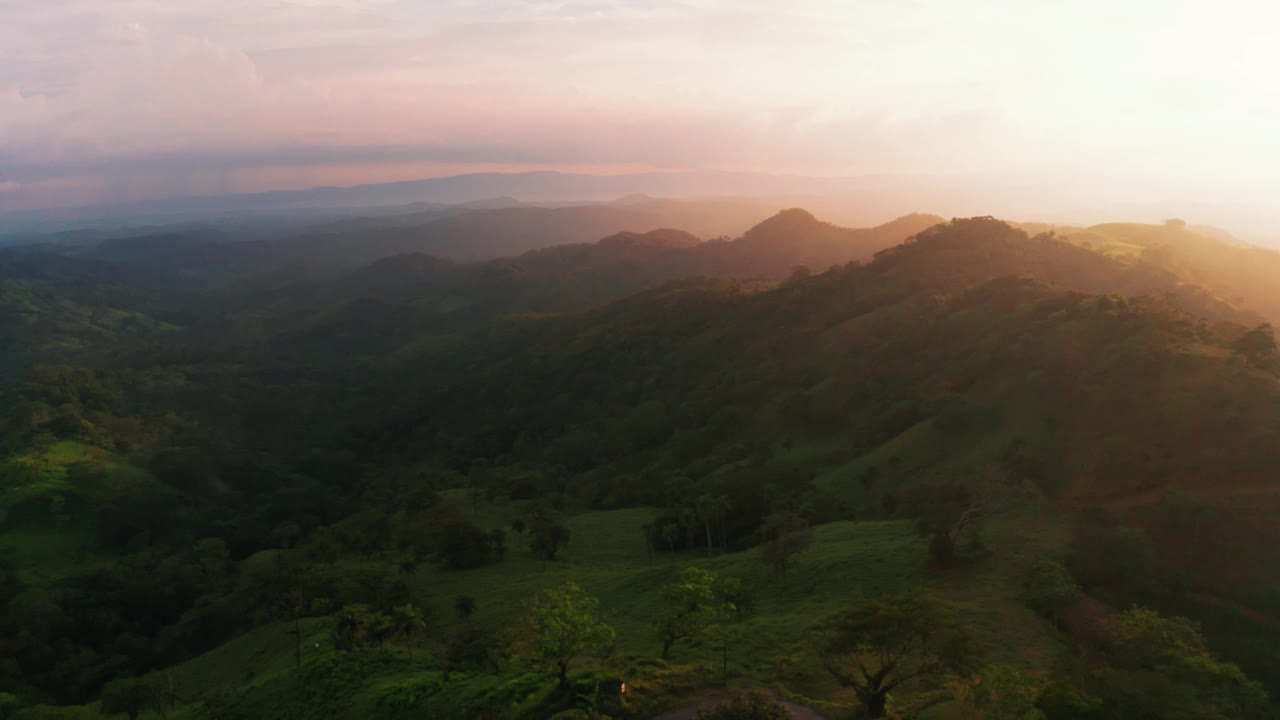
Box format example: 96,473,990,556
3,0,1280,217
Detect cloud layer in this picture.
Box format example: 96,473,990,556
3,0,1280,211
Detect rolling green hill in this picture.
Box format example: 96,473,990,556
3,215,1280,719
0,281,178,378
1061,219,1280,323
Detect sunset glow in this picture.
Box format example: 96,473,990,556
4,1,1280,217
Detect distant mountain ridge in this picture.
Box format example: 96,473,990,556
7,198,795,290
206,210,945,353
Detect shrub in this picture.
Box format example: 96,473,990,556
1023,557,1080,622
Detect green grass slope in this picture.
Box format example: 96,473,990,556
136,499,1069,720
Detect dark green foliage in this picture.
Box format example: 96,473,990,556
965,664,1045,720
13,706,104,720
439,625,501,680
1023,558,1080,623
655,568,739,659
332,604,395,652
517,582,615,689
1036,678,1102,719
821,595,978,719
1043,608,1271,720
529,523,571,561
391,604,427,659
0,693,21,720
429,510,496,570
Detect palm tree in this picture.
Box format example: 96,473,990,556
333,603,371,649
394,603,427,659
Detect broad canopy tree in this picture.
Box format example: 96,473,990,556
1093,608,1270,720
520,582,615,689
655,567,740,659
820,595,978,719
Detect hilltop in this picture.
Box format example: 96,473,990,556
1057,219,1280,323
2,214,1280,719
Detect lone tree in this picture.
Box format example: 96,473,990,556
529,522,571,561
759,511,812,588
908,476,1030,566
655,567,739,659
519,582,615,689
907,484,985,566
821,595,977,719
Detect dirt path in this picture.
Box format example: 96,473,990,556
647,690,832,720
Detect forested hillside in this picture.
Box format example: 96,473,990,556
2,214,1280,719
1061,219,1280,323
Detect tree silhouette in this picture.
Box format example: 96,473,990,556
821,595,977,718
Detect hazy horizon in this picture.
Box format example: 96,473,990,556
5,1,1280,231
